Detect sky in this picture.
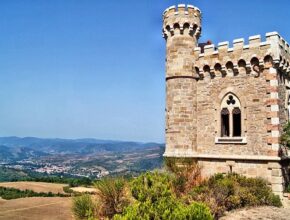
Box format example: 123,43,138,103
0,1,290,142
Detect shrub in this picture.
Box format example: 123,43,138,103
130,171,173,203
165,157,202,196
72,194,96,220
94,177,129,218
114,200,213,220
171,202,213,220
63,186,74,194
114,171,213,220
188,173,282,218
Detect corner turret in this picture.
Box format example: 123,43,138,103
163,4,202,157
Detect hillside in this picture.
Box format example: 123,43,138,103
0,137,163,154
0,137,165,180
0,167,29,182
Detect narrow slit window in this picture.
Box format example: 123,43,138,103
221,108,230,137
232,107,241,137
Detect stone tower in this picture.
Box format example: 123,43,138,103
162,4,290,197
163,4,201,156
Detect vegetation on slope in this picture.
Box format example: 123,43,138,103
0,186,68,200
72,158,281,220
0,167,29,182
0,167,92,187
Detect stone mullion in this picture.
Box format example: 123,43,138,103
229,107,233,137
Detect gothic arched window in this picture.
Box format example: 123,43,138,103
221,94,241,137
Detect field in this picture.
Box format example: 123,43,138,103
70,186,97,193
0,197,73,220
0,181,68,194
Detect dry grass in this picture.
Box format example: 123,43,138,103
0,181,68,194
70,186,97,193
0,197,74,220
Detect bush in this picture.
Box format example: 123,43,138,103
130,171,173,203
114,171,213,220
94,177,129,218
188,173,282,218
165,157,202,196
114,200,212,220
63,186,74,194
171,202,213,220
72,194,96,220
0,187,67,200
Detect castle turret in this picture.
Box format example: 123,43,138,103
162,4,201,157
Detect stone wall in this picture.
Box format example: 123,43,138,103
198,158,284,196
196,70,270,156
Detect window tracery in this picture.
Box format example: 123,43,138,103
220,94,241,137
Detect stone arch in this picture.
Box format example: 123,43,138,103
214,63,222,77
238,59,247,75
203,65,211,80
264,55,273,68
192,24,199,37
173,23,180,35
194,66,200,78
251,57,260,76
165,25,171,37
183,23,190,35
226,61,234,76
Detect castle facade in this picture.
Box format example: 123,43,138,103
162,4,290,196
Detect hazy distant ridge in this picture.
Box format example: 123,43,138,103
0,136,164,155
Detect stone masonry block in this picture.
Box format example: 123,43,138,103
272,184,284,193
271,176,283,184
268,162,281,169
271,169,282,177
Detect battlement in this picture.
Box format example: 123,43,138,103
162,4,202,40
163,4,201,18
194,32,290,79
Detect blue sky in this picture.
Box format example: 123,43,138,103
0,1,289,142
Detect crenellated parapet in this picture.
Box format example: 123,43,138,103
162,4,202,40
194,32,290,80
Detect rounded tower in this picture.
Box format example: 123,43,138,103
162,4,201,157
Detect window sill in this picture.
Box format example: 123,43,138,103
215,137,247,144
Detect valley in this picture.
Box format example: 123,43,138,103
0,137,164,180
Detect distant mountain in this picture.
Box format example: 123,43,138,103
0,145,48,162
0,136,164,155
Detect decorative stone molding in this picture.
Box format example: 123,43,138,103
163,152,281,161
